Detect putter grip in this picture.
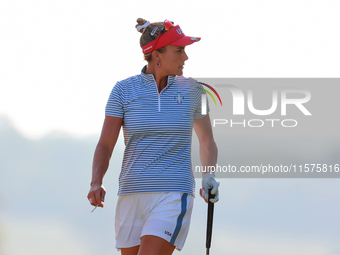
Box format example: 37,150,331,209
206,188,215,250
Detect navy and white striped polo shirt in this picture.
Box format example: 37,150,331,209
105,65,210,197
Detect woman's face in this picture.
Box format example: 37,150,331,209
158,45,189,76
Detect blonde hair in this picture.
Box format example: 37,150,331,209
135,18,167,62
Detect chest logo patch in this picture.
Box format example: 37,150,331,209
174,92,184,104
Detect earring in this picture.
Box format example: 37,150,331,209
157,62,160,66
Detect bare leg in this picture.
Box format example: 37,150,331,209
121,245,140,255
137,235,176,255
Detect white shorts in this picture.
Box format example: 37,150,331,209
115,192,194,252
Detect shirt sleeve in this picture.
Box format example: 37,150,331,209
194,80,210,119
105,82,124,118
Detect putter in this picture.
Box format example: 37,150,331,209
206,188,215,255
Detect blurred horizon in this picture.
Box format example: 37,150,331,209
1,114,340,255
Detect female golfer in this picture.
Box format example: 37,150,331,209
87,18,219,255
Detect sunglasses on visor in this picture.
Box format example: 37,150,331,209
151,19,175,53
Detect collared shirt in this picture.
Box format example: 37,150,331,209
105,65,210,196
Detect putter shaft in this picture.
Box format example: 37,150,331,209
206,189,215,254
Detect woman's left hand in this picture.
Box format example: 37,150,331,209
200,172,220,203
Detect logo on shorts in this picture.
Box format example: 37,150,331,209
164,230,172,237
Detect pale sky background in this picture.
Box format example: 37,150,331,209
1,0,339,139
1,1,340,255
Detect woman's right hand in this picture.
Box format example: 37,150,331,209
88,116,122,209
87,184,106,208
